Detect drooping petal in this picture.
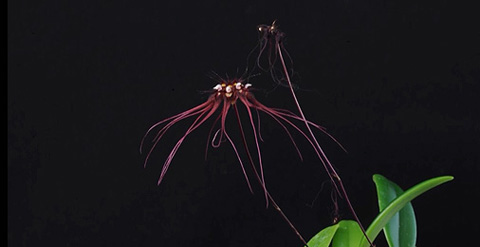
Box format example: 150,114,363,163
238,98,269,207
223,127,253,193
140,97,215,153
244,95,341,194
158,100,221,184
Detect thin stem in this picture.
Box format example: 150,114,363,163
276,44,374,247
233,103,308,247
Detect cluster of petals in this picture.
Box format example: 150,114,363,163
141,78,342,200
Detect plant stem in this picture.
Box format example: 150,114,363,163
276,45,374,247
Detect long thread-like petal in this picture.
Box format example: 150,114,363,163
140,98,215,153
158,100,221,184
238,99,268,207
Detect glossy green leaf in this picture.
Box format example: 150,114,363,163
373,174,416,247
331,220,363,247
358,175,454,247
306,223,339,247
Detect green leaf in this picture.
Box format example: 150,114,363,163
331,220,363,247
307,223,339,247
373,174,416,247
358,175,454,247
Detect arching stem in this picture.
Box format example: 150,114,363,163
276,45,374,247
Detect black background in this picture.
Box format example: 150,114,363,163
8,0,479,247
